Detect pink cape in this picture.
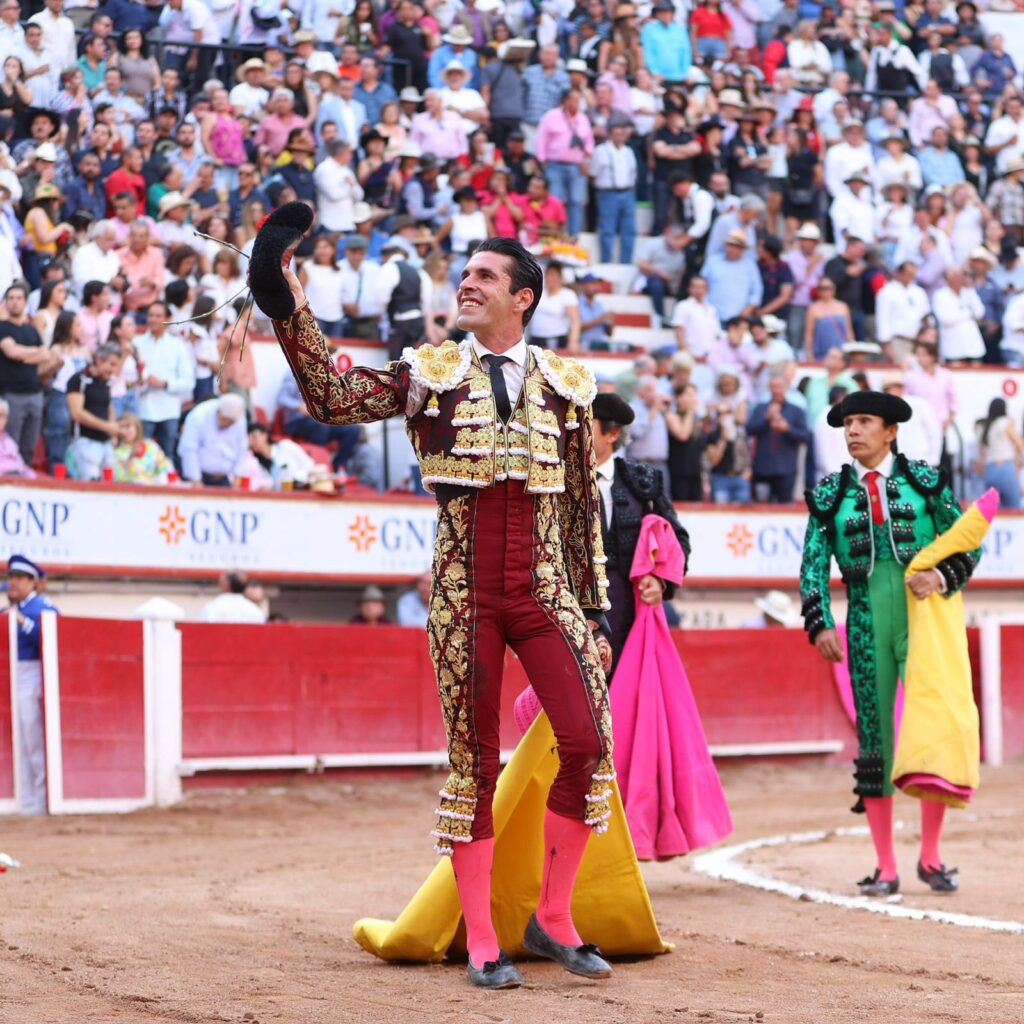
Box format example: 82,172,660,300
610,515,734,861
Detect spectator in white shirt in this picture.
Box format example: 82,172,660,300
314,139,364,233
932,267,985,364
71,219,120,295
671,275,720,361
875,260,932,365
984,93,1024,175
156,191,195,249
874,180,915,271
823,119,875,198
396,571,432,628
830,172,876,246
179,392,249,487
438,61,487,135
134,301,195,458
590,123,638,263
1000,288,1024,366
787,19,832,87
200,572,267,623
229,58,271,120
339,235,385,339
874,133,922,196
27,0,74,75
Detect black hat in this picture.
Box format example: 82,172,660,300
27,107,60,137
592,392,635,426
826,389,912,428
360,127,384,147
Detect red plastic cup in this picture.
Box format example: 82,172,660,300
239,476,250,490
53,463,67,480
167,470,179,485
102,466,113,483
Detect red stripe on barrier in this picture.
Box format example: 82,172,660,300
56,618,146,799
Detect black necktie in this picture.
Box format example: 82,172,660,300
485,354,512,424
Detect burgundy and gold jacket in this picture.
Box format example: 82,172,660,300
273,302,610,611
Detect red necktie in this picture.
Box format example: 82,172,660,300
864,470,885,526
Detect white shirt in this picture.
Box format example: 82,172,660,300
985,113,1024,174
590,141,637,190
71,242,120,294
313,157,364,232
596,454,615,529
1002,291,1024,358
134,331,196,423
853,451,895,521
379,256,432,322
874,153,922,193
159,0,221,50
26,6,74,71
339,257,385,319
830,192,876,245
873,200,914,244
670,296,719,359
932,285,985,361
812,407,849,482
530,287,577,340
179,400,249,482
900,394,943,465
439,85,486,135
200,592,267,624
229,81,270,120
824,141,876,198
875,279,931,343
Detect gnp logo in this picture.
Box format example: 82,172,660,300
725,523,754,557
158,504,259,546
346,512,438,557
348,514,378,552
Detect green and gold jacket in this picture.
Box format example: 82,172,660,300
800,454,980,641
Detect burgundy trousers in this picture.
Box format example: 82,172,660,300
428,480,613,849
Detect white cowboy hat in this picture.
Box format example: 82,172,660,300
754,590,800,627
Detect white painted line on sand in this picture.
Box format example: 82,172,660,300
690,825,1024,935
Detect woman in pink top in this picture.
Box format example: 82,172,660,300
905,334,958,439
202,88,247,192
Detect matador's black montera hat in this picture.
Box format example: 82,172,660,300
827,389,913,428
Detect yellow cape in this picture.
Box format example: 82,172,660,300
892,503,988,807
352,713,671,962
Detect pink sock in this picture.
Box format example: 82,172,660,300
452,838,500,966
536,809,590,947
919,799,947,871
863,796,898,880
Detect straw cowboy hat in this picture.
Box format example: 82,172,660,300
754,591,800,627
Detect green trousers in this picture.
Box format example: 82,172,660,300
864,560,908,796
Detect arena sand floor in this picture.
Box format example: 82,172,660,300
1,760,1022,1024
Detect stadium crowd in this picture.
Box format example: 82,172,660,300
0,0,1022,504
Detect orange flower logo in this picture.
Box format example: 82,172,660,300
158,505,187,545
725,523,754,558
348,514,378,553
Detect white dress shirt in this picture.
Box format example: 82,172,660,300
875,279,931,343
596,454,615,529
135,331,196,423
824,141,876,198
932,285,985,361
339,257,385,318
670,296,719,359
590,140,638,190
178,400,249,482
830,192,876,245
26,6,74,71
313,156,365,232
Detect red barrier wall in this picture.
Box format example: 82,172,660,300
0,625,11,800
1000,626,1024,762
55,618,146,799
179,624,530,758
675,629,857,750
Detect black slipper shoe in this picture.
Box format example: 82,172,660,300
917,861,959,892
247,201,314,320
857,870,900,897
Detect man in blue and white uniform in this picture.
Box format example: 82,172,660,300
7,554,57,815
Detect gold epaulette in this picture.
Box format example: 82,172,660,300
532,347,598,407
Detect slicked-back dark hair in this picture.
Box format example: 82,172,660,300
472,236,543,327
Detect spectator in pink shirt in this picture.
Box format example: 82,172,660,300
0,398,36,478
410,89,468,160
595,55,631,115
535,89,594,236
118,221,165,312
905,336,958,438
253,88,309,157
511,174,567,246
908,78,959,148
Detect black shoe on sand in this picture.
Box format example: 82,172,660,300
858,870,900,896
917,861,959,892
466,951,523,989
523,914,612,978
